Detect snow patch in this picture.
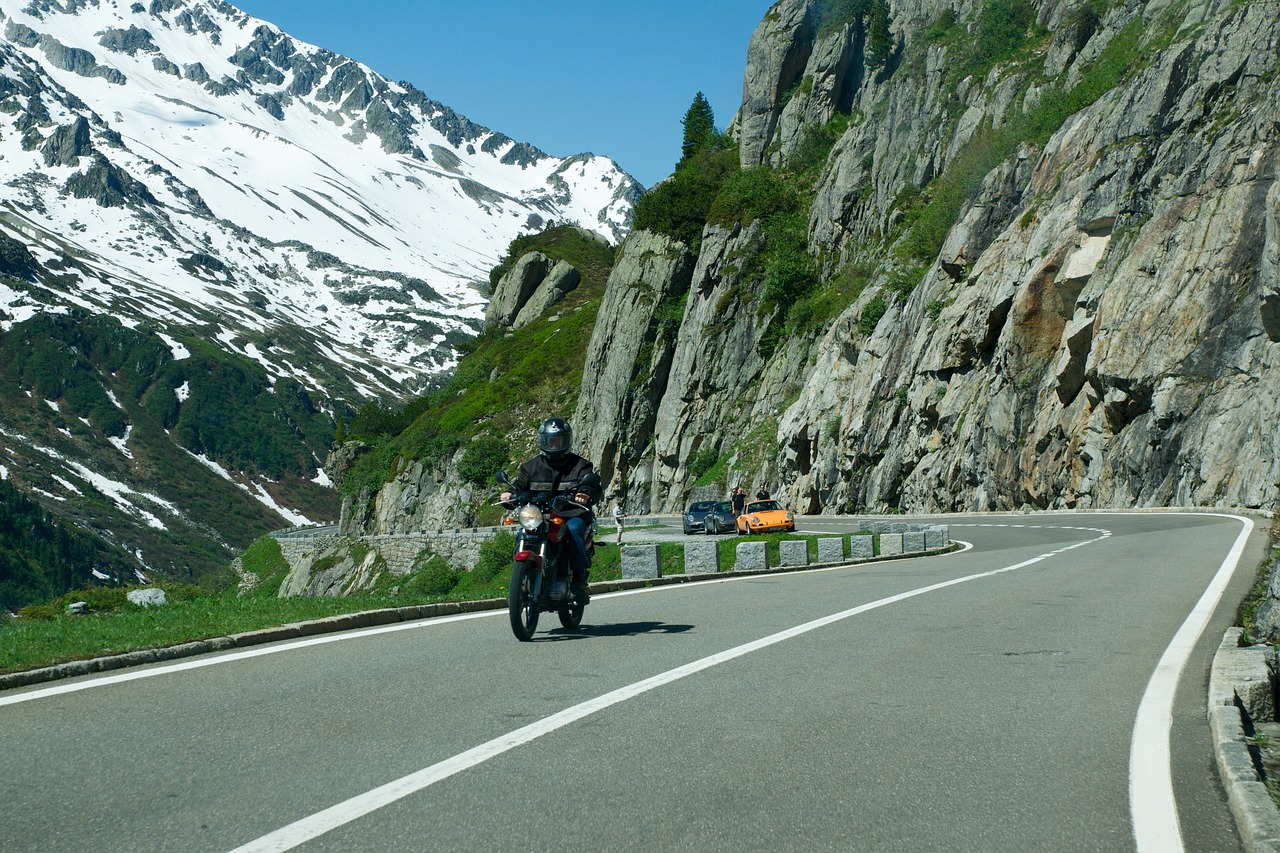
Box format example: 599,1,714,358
175,381,190,402
311,467,332,487
157,332,191,360
109,425,134,459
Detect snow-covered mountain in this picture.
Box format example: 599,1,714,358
0,0,641,397
0,0,641,605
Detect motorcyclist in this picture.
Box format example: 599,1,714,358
500,417,600,601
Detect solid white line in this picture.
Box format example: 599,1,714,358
228,528,1110,852
1129,513,1255,852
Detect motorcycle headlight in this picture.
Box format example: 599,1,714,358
517,505,544,531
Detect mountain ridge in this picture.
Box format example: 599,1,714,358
0,0,640,609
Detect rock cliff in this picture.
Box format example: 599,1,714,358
585,0,1280,513
347,0,1280,530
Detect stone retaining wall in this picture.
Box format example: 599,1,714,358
267,521,953,597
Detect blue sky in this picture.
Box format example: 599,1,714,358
232,1,776,189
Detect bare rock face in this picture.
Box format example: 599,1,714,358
779,0,1280,513
355,0,1280,531
740,0,815,168
485,252,550,327
575,230,697,507
487,252,583,330
582,0,1280,516
513,260,579,329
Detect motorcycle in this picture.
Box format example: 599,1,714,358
496,470,600,641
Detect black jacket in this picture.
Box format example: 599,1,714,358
512,453,598,519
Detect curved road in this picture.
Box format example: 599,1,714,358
0,512,1268,852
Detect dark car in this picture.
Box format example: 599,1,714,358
682,500,718,534
703,501,737,535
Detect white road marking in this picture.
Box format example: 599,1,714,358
227,528,1110,852
1128,513,1255,853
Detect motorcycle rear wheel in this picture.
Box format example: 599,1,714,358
509,562,539,641
558,601,585,629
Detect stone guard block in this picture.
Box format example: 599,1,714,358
849,534,873,559
684,540,720,575
903,532,926,553
779,540,808,567
879,533,904,557
817,538,844,564
735,541,767,572
925,526,948,549
621,544,660,579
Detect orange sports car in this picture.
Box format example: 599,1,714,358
735,499,795,534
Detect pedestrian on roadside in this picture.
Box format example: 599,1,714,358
731,486,746,516
613,502,626,546
756,485,770,501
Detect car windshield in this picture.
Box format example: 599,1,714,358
713,502,732,512
688,501,716,513
748,500,781,512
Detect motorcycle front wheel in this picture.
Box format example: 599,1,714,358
509,562,540,641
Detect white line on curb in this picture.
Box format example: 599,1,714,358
1128,513,1255,853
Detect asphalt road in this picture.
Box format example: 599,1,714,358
0,511,1268,852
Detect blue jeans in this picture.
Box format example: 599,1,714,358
564,516,591,581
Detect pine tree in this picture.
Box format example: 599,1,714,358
679,92,717,165
866,0,893,70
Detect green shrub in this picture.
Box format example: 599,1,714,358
688,446,720,483
859,295,888,335
458,434,509,486
632,147,739,251
400,556,460,598
237,536,290,597
708,166,798,227
471,531,516,586
968,0,1036,73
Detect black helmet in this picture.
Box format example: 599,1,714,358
537,417,572,461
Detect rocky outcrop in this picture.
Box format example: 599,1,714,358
575,230,697,507
779,0,1280,513
354,0,1280,528
485,252,581,329
740,1,815,168
583,0,1280,515
340,453,476,536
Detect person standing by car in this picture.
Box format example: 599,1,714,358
499,417,599,601
612,502,626,546
756,485,771,501
731,486,746,516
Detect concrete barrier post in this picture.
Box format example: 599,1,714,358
684,540,720,575
735,541,767,572
817,538,844,564
621,544,660,580
925,526,948,550
880,533,904,557
849,534,873,559
779,540,808,567
903,531,926,553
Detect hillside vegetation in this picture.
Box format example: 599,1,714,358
340,226,618,502
0,312,338,608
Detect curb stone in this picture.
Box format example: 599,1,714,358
0,543,959,692
1210,628,1280,852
